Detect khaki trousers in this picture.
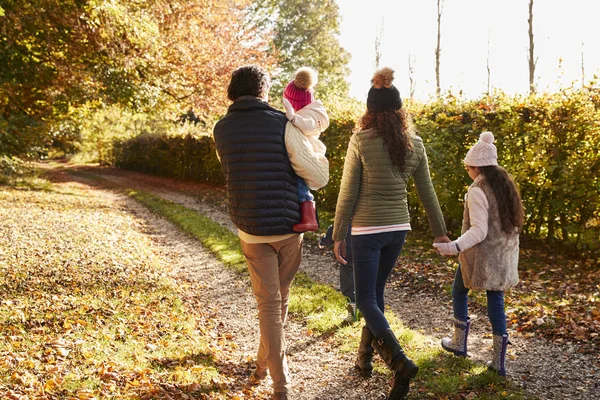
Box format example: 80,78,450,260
240,234,303,394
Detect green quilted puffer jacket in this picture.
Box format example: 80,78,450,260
332,128,447,241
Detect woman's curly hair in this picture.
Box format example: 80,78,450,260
356,108,414,168
227,65,270,101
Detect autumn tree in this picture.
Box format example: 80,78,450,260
249,0,351,100
0,0,273,157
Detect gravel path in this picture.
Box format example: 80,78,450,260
60,165,600,400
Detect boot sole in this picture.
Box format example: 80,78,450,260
487,365,506,377
354,364,373,378
441,342,467,357
354,363,373,378
292,224,319,232
389,364,418,400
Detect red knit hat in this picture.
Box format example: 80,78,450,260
283,67,317,111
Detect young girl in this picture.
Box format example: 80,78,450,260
433,131,524,376
282,67,329,232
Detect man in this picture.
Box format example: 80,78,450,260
213,65,328,400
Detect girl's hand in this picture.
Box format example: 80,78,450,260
433,241,459,256
334,240,348,265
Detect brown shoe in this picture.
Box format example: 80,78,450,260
272,392,289,400
248,372,263,385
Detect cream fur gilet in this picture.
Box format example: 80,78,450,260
459,180,519,291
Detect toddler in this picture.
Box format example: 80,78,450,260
283,67,329,232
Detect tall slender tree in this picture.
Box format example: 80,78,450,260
408,53,416,100
487,30,492,96
528,0,537,94
435,0,444,97
581,42,586,87
374,18,384,68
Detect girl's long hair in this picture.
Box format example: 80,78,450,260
479,166,525,234
356,108,414,168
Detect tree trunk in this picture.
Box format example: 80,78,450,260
535,190,548,238
374,18,384,68
560,212,569,243
546,191,558,244
581,42,585,87
487,30,491,96
528,0,536,94
408,53,416,100
435,0,443,97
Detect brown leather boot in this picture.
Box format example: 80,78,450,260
355,325,375,377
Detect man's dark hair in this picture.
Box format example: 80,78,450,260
227,65,270,101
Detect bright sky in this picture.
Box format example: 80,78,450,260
336,0,600,101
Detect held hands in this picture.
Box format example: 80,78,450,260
434,235,451,243
282,98,295,122
433,241,460,256
334,240,348,265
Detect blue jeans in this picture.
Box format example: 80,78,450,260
452,265,507,335
297,178,314,202
352,231,408,336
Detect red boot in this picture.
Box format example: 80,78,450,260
293,201,319,232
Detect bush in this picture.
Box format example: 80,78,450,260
316,96,364,210
411,87,600,255
0,156,32,184
71,104,198,165
89,89,599,255
112,132,225,185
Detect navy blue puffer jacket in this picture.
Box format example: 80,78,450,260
213,98,301,235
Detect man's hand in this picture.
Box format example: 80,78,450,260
283,98,295,122
334,240,348,265
433,241,459,256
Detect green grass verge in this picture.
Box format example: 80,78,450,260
125,189,529,399
128,189,247,274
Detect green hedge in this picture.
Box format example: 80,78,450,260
412,88,600,254
112,133,225,184
106,88,600,255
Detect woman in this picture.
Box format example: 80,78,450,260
333,67,449,400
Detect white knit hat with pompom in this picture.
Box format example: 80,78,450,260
463,131,498,167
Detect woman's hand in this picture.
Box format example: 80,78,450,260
434,235,451,243
334,240,348,265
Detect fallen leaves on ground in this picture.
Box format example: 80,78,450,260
70,163,600,353
0,179,263,399
394,235,600,354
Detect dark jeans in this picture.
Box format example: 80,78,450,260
452,265,507,335
352,230,408,337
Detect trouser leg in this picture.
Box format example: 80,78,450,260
241,235,302,394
